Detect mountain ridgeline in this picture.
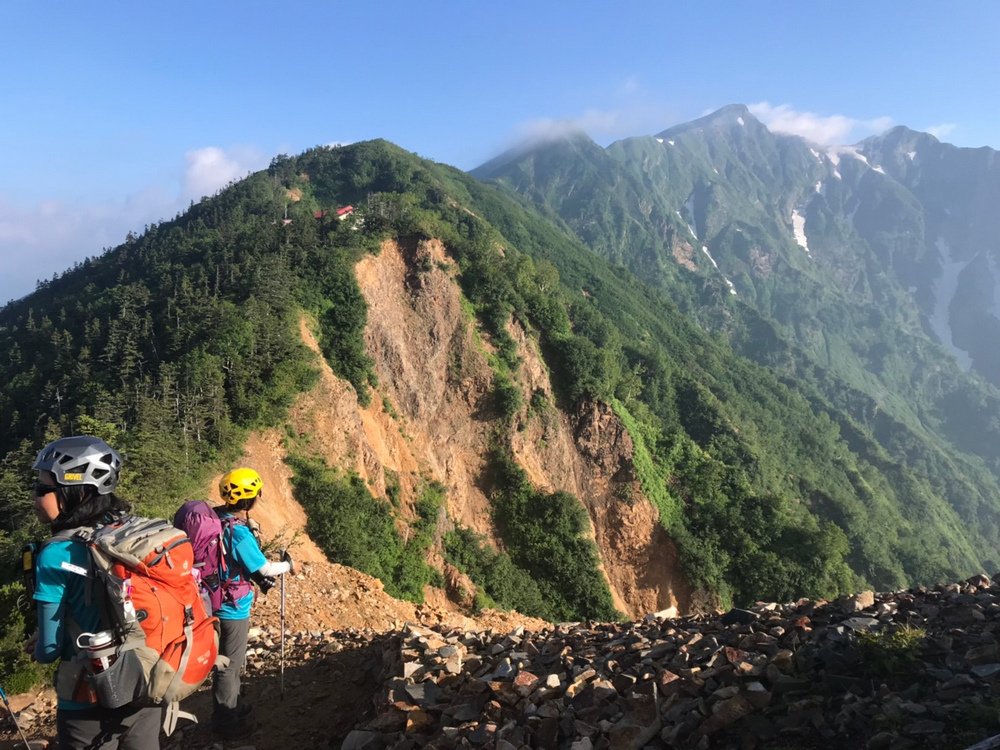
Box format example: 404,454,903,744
474,106,1000,572
0,121,998,638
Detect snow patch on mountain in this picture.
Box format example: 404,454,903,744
907,151,917,161
825,146,874,178
930,236,973,371
825,151,843,180
792,210,811,255
700,245,737,295
677,210,697,239
684,193,699,238
737,116,745,127
656,138,664,144
990,254,1000,322
837,147,870,166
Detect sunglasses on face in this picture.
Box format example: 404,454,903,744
34,482,59,496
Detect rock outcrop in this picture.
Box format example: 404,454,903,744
333,574,1000,749
10,575,1000,749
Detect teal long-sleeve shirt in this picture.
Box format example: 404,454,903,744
33,538,103,709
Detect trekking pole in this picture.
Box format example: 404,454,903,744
0,684,31,749
280,550,287,700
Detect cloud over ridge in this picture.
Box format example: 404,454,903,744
749,102,893,145
0,145,270,304
184,146,267,199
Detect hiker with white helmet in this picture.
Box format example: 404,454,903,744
26,435,164,749
207,468,294,740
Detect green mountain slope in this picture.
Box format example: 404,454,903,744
473,106,1000,572
474,106,1000,382
858,126,1000,383
1,139,996,630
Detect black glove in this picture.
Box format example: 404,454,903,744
249,569,276,594
281,549,296,575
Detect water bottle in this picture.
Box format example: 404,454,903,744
77,630,117,673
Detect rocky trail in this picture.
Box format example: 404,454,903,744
7,572,1000,749
0,555,544,750
299,575,1000,750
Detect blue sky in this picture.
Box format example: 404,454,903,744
2,1,998,303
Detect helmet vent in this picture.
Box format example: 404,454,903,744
32,436,122,495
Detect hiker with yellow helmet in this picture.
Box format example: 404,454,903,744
210,468,294,739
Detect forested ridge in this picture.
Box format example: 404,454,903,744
2,140,998,693
473,113,1000,572
472,107,1000,502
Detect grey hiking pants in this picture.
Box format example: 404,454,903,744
56,703,162,750
213,616,250,722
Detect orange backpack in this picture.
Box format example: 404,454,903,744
61,514,223,733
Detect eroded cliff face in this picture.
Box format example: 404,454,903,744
354,238,498,542
230,238,691,619
508,323,692,617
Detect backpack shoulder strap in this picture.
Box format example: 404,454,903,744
47,525,96,545
43,526,100,607
217,512,247,546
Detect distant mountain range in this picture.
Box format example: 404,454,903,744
473,102,1000,512
475,103,1000,390
3,113,1000,626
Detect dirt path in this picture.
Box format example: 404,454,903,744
0,636,389,750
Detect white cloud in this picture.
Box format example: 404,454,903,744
183,146,266,199
508,77,682,150
0,145,270,305
516,109,623,143
749,102,893,145
925,123,957,140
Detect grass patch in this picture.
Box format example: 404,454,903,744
288,454,440,603
443,526,549,617
856,624,926,679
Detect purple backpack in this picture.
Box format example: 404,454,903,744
173,500,252,613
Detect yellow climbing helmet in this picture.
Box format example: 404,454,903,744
219,467,263,505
